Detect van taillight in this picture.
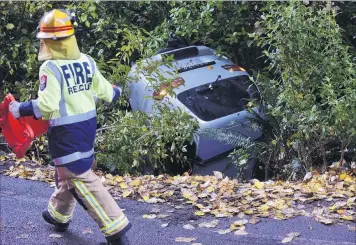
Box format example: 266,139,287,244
221,64,246,72
153,77,185,100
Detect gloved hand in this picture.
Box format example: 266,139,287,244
9,101,21,119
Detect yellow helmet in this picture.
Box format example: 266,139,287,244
36,9,75,40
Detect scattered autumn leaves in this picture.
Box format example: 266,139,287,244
1,155,356,244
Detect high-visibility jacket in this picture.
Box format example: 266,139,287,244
19,53,121,174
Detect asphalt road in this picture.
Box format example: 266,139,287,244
0,175,355,245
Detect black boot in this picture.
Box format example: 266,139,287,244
105,224,132,245
106,234,129,245
42,210,70,232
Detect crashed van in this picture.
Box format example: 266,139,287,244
126,45,263,179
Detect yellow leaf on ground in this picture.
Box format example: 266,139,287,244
142,214,156,219
254,181,264,189
105,174,113,179
244,209,254,215
258,205,270,212
120,182,128,189
142,194,150,202
122,190,132,198
230,220,248,230
130,179,141,187
114,176,125,182
195,211,205,216
341,215,354,221
339,173,347,180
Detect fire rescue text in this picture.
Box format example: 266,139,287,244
60,62,92,95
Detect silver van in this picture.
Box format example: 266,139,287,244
126,45,263,179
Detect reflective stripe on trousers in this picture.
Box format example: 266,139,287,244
48,199,73,223
72,179,111,226
73,179,129,236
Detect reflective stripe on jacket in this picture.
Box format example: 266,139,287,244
31,53,120,169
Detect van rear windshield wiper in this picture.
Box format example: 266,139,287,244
197,75,222,93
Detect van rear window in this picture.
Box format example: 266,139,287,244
177,75,259,121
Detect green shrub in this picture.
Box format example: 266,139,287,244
95,104,199,175
204,0,356,180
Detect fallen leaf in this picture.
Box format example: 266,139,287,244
175,237,196,243
281,232,299,243
142,214,156,219
249,217,260,224
122,190,132,198
119,182,128,189
341,215,354,221
183,224,195,230
195,211,205,216
254,181,264,189
230,220,248,230
114,176,125,182
258,204,270,212
150,208,161,214
347,225,356,231
234,230,249,236
315,216,333,225
157,214,169,219
49,233,63,238
130,179,141,187
218,229,232,234
213,171,223,179
198,220,219,228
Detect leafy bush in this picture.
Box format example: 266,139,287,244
204,0,356,180
95,104,198,175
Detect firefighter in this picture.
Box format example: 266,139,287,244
8,9,131,245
